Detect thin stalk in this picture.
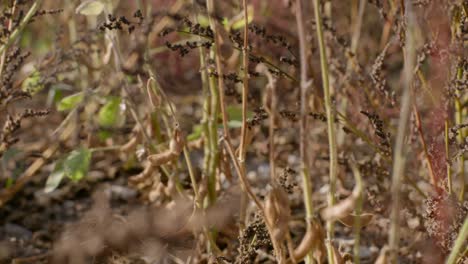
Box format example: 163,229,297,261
183,147,200,208
175,29,298,82
445,216,468,264
207,73,219,204
349,159,363,264
389,1,416,263
239,0,249,169
191,0,215,205
0,0,42,54
268,77,277,183
412,104,437,186
206,0,231,140
295,0,314,262
311,0,338,262
455,65,465,201
445,120,452,194
0,1,17,76
238,0,251,231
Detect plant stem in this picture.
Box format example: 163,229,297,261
455,65,465,201
412,104,437,186
183,147,200,208
445,120,452,194
206,0,231,141
349,159,363,264
207,73,219,204
191,0,216,205
389,1,416,262
0,1,18,77
445,216,468,264
238,0,251,230
295,0,314,262
311,0,338,262
0,0,42,54
239,0,249,164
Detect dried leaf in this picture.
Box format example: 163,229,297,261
292,221,324,262
76,0,105,16
338,213,374,227
331,243,345,264
374,246,390,264
148,129,184,166
321,187,360,221
264,186,290,242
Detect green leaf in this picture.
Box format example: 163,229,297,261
98,130,112,141
5,178,14,188
63,148,92,182
227,120,243,128
98,97,123,127
57,92,84,111
196,14,210,27
44,160,65,193
22,70,44,95
226,105,254,121
76,0,105,16
187,124,203,141
219,106,254,128
230,5,254,30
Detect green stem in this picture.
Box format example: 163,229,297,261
311,0,338,263
349,160,363,264
445,217,468,264
295,1,314,262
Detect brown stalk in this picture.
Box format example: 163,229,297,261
206,0,230,140
257,63,278,182
412,103,438,187
238,0,250,163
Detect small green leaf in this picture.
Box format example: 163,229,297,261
98,97,123,127
230,5,254,30
22,70,44,95
5,178,14,188
187,124,203,141
44,160,65,193
196,14,210,27
227,120,243,128
63,148,92,182
225,105,254,121
76,0,105,16
98,130,112,141
57,92,84,111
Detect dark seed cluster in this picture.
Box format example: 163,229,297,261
277,167,298,194
370,43,396,105
249,24,293,55
1,109,50,153
32,8,63,19
99,10,144,34
423,193,468,253
247,107,268,129
361,111,391,155
279,110,298,122
448,123,468,144
236,213,271,264
165,40,212,57
309,112,327,122
0,48,31,105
